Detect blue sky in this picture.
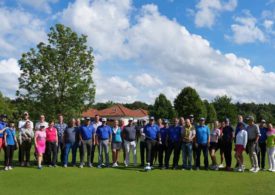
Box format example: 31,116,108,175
0,0,275,103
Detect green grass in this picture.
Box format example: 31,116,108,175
0,145,274,195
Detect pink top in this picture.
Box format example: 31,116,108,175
46,127,57,142
35,130,46,142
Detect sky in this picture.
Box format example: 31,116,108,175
0,0,275,104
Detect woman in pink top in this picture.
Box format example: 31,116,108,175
46,120,58,167
35,125,46,169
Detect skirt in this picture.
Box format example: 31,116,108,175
111,142,122,150
36,140,46,154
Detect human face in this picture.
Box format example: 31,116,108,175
49,121,54,127
24,113,29,120
180,117,185,125
95,115,100,122
85,119,90,126
268,123,273,130
199,120,205,126
238,115,243,123
185,119,191,127
214,121,219,128
40,115,45,122
149,119,154,125
174,118,179,126
70,119,76,126
76,119,81,126
58,115,64,123
157,119,162,125
114,120,119,127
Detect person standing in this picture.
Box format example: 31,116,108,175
234,122,247,172
209,121,220,170
35,125,46,169
91,115,102,165
221,118,234,171
75,118,82,166
258,120,268,170
139,120,147,167
158,119,169,169
79,117,95,168
144,117,160,170
19,121,34,166
0,114,8,152
96,118,112,168
122,118,137,167
181,118,196,170
63,119,78,167
266,123,275,172
46,120,58,167
165,118,182,169
246,116,261,173
4,122,18,171
218,121,225,168
111,120,122,167
55,114,67,165
195,118,210,170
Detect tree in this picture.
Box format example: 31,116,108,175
174,87,207,121
204,100,217,123
124,101,150,110
0,92,17,120
213,95,237,124
17,24,95,120
150,94,176,120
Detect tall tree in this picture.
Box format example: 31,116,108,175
174,87,207,121
17,24,95,119
150,93,176,120
204,100,217,123
213,95,237,124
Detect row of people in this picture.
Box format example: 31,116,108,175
0,113,274,172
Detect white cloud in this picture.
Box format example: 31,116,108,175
228,11,266,44
135,73,162,87
194,0,237,28
0,6,47,58
264,20,274,31
18,0,59,14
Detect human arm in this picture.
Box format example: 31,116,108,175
243,131,248,148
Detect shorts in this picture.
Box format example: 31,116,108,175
111,142,122,150
0,137,4,149
209,142,218,151
235,144,245,155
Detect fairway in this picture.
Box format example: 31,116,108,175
0,146,274,195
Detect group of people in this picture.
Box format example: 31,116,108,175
0,112,274,173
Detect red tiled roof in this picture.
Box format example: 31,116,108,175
82,104,148,118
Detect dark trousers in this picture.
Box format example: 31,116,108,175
18,144,22,163
196,143,209,168
57,142,64,164
223,141,232,168
46,141,57,166
158,143,167,167
5,145,14,166
165,141,181,168
257,142,266,169
80,139,92,165
63,142,78,165
20,141,32,163
140,141,146,166
145,139,157,166
192,142,197,166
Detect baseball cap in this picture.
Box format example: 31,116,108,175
84,117,91,120
200,117,205,121
164,119,169,124
102,118,107,122
189,114,194,118
128,118,134,121
248,116,255,121
24,111,29,115
149,116,155,120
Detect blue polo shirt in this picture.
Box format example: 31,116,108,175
80,125,95,140
0,121,7,138
96,125,112,140
167,125,181,143
259,127,268,143
160,127,168,142
144,124,160,140
196,125,210,144
5,128,16,145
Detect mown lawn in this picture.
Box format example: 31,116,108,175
0,145,274,195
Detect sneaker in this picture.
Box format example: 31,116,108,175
249,167,255,172
195,167,200,170
272,169,275,172
253,167,260,173
238,168,244,172
124,163,128,167
79,164,83,168
38,166,42,170
268,168,273,172
218,164,224,168
144,165,151,171
8,166,12,170
102,163,105,167
48,165,53,168
214,166,219,171
88,163,93,168
26,162,30,167
63,164,67,168
260,168,266,171
4,166,9,171
97,165,102,169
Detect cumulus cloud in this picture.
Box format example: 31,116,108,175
228,11,266,44
0,6,47,58
135,73,162,87
18,0,59,14
194,0,237,28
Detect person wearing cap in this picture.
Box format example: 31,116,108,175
258,119,268,170
34,125,46,169
122,118,138,167
195,118,210,170
111,120,122,167
143,116,160,169
221,118,234,171
45,120,58,167
266,123,275,172
79,117,95,168
234,122,247,172
139,119,147,167
96,118,112,168
54,114,67,165
158,119,169,169
0,114,8,152
91,115,102,165
165,118,182,169
246,116,261,173
19,120,34,166
181,118,196,170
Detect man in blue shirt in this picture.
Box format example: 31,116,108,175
258,119,268,170
165,118,182,169
0,114,8,151
79,117,95,168
195,118,210,170
55,114,67,165
144,116,160,170
158,119,169,169
96,118,112,168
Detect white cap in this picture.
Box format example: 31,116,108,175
129,117,134,121
102,118,107,122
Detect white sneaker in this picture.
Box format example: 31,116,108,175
112,163,117,167
8,166,12,170
218,164,224,168
249,167,255,172
124,163,128,167
272,169,275,172
63,164,67,168
254,167,260,173
79,164,83,168
4,166,9,171
268,168,273,172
